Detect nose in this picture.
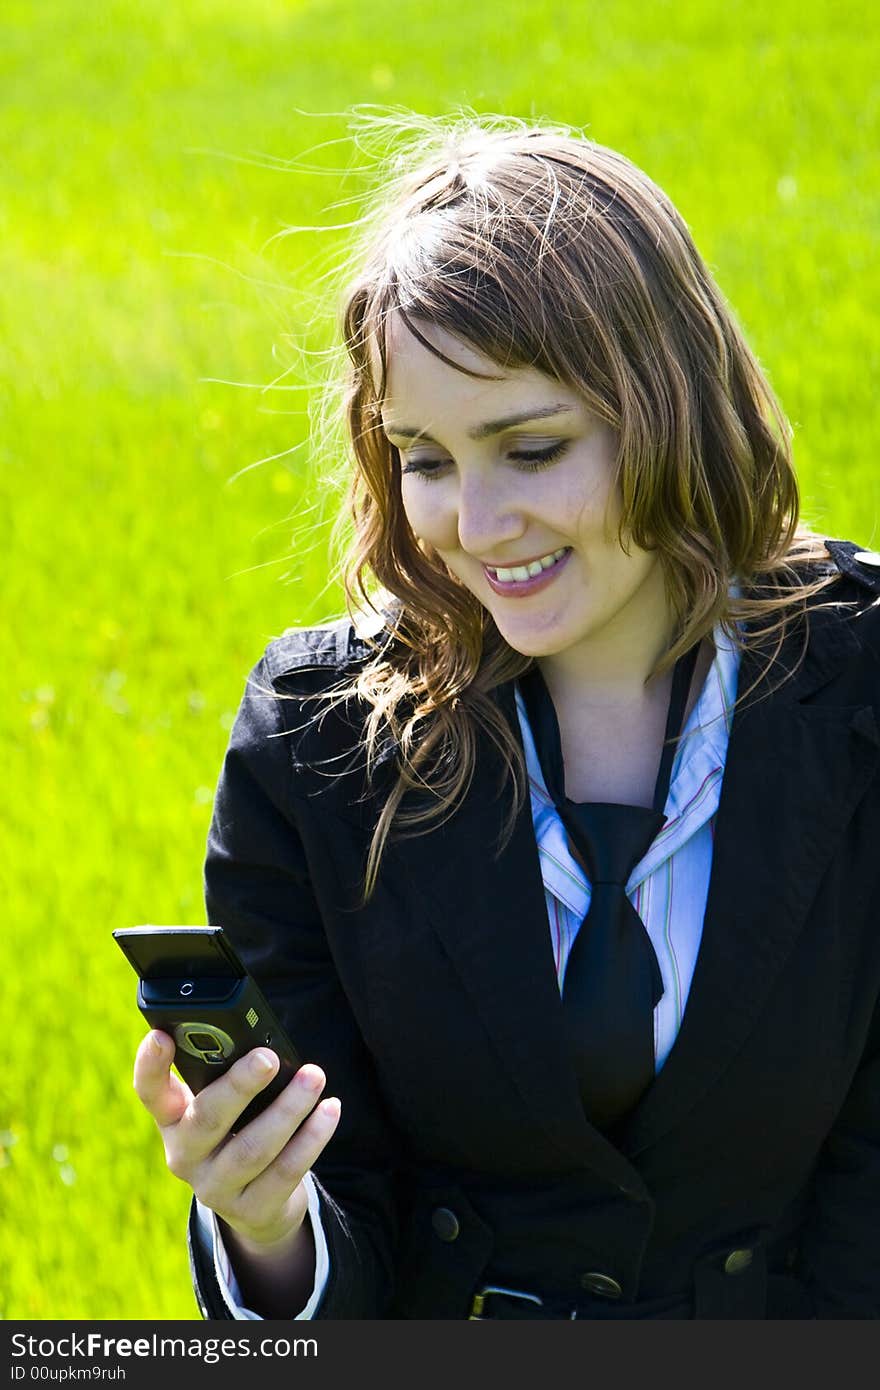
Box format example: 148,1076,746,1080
455,471,525,558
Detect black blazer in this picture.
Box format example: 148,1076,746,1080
187,539,880,1320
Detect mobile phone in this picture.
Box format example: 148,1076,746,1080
113,925,304,1133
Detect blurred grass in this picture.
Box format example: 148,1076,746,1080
1,0,877,1319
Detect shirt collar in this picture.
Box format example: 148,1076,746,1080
514,594,743,907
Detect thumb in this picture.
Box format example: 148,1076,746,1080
134,1030,192,1129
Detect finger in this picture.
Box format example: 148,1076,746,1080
234,1096,342,1231
208,1065,327,1194
133,1030,192,1128
178,1047,283,1165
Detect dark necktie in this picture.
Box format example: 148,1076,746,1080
518,643,700,1132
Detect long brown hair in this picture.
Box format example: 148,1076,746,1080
283,112,848,906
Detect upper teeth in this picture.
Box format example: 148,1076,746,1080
488,547,568,582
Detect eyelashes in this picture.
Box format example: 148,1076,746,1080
399,440,570,481
509,441,569,469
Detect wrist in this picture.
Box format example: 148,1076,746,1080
217,1210,318,1318
219,1213,306,1258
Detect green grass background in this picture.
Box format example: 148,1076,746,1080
2,0,877,1320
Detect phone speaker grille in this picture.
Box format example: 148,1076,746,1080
246,1007,259,1027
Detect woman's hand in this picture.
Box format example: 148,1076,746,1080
133,1029,342,1249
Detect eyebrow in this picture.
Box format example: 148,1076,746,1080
382,403,575,444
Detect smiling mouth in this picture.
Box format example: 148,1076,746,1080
484,547,570,582
482,546,573,597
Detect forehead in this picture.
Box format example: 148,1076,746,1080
375,312,580,427
368,312,489,393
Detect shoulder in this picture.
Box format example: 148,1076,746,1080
224,609,398,802
821,539,880,600
818,539,880,655
262,618,361,683
259,601,401,685
804,540,880,716
240,603,405,792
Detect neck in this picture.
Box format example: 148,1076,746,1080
537,576,678,713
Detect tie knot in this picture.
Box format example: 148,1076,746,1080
561,801,666,884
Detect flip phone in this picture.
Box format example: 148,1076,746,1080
113,925,304,1133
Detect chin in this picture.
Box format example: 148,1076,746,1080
494,624,576,659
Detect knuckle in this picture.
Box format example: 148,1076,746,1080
187,1096,219,1136
274,1146,306,1185
196,1176,226,1212
230,1059,262,1097
276,1087,308,1126
164,1147,189,1182
131,1067,152,1104
232,1126,264,1169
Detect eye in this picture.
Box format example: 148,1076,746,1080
400,440,570,482
399,456,449,481
508,441,569,470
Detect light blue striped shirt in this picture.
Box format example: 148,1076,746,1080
514,611,742,1069
200,606,743,1314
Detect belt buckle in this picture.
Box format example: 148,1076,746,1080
468,1284,544,1319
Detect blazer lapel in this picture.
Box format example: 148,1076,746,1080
381,679,633,1181
619,602,880,1155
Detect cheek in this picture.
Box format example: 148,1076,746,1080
401,482,453,546
565,479,615,540
399,481,427,535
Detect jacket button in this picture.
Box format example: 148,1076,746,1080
723,1248,754,1275
854,550,880,567
580,1272,623,1298
431,1207,460,1242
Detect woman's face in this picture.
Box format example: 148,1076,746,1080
380,313,670,677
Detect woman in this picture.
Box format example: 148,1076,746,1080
133,115,880,1319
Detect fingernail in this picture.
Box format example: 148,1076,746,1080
150,1032,165,1054
251,1050,276,1074
321,1097,341,1121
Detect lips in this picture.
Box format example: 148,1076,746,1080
483,546,572,598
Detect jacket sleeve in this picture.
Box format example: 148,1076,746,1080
796,990,880,1318
189,1178,329,1319
187,654,402,1319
